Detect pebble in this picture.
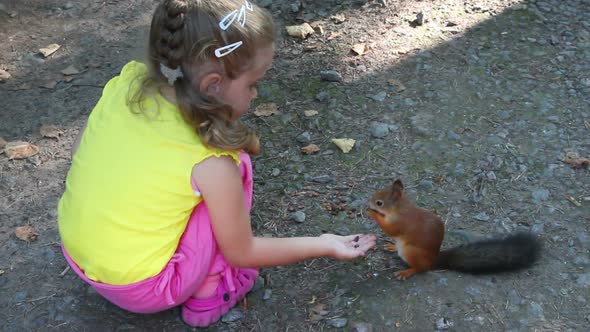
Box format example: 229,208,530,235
252,276,264,292
63,2,74,10
292,211,306,223
338,226,350,236
447,130,461,140
486,171,497,181
435,317,453,330
262,289,272,301
577,273,590,288
473,212,490,221
351,322,374,332
419,179,434,188
221,309,245,323
316,91,330,102
320,70,343,82
528,302,545,319
290,1,301,12
296,131,311,144
370,122,390,138
271,168,280,177
309,175,334,183
328,318,348,328
371,91,387,102
531,188,550,203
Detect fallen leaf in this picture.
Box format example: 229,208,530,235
561,152,590,169
0,270,4,276
301,144,320,155
15,226,39,242
565,194,582,207
0,137,6,149
0,69,11,82
327,31,342,40
308,295,317,304
254,103,279,117
387,79,407,92
331,138,356,153
286,23,315,39
61,65,80,76
4,141,40,160
40,80,58,89
40,124,64,138
351,43,369,56
330,14,346,23
39,43,60,57
309,303,329,322
304,110,319,117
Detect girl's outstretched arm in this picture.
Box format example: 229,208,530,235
192,156,376,268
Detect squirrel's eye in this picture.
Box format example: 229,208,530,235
376,200,384,207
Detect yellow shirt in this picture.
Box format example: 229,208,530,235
58,61,238,285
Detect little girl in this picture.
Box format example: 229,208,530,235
58,0,376,327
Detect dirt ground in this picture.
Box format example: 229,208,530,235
1,0,589,331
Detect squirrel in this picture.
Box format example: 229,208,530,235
366,179,541,280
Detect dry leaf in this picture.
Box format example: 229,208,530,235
565,194,582,207
15,226,39,242
0,69,11,82
327,31,342,40
286,23,315,39
561,152,590,169
40,80,58,89
309,303,329,322
254,103,279,117
331,138,356,153
351,43,369,56
39,43,61,57
330,14,346,23
301,144,320,155
40,124,64,138
61,65,80,76
304,110,319,117
4,141,40,160
387,79,407,92
308,295,317,304
0,270,4,276
0,137,6,149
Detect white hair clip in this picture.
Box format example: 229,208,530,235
160,63,183,85
215,1,253,58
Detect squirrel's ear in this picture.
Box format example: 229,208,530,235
392,179,404,192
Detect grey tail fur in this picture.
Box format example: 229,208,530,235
434,232,542,274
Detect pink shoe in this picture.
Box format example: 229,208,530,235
181,267,258,327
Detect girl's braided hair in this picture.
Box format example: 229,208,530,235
132,0,275,154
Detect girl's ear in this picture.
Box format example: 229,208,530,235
199,72,223,97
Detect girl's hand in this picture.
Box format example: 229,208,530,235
320,233,377,261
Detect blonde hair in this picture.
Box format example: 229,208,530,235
134,0,275,154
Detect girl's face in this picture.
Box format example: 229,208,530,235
218,45,274,119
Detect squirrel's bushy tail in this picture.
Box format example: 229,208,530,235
434,232,541,274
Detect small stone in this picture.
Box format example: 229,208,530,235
316,91,330,102
338,226,350,236
447,130,461,140
262,289,272,301
473,212,490,221
290,1,301,12
351,322,374,332
532,189,550,203
528,302,545,319
370,122,390,138
577,273,590,288
486,171,497,181
63,2,74,9
328,318,348,328
252,276,264,292
14,291,27,302
292,211,306,223
296,131,311,144
415,12,425,26
404,98,416,106
309,175,334,183
435,317,453,330
271,168,280,177
419,179,434,188
24,53,45,65
320,70,343,82
371,91,387,102
0,69,11,82
221,308,245,323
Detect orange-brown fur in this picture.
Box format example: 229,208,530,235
367,179,444,280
